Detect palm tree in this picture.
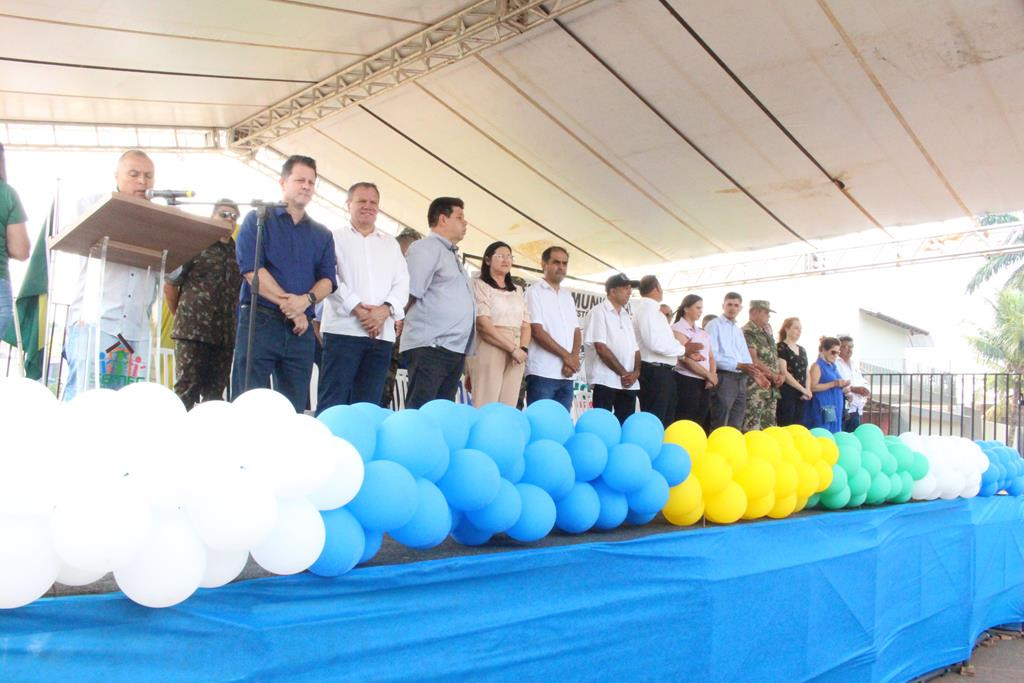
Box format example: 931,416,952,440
970,288,1024,446
966,213,1024,294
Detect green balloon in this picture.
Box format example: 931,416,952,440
821,486,852,510
909,452,929,480
837,447,862,476
866,472,892,504
849,468,872,497
834,432,862,456
892,472,914,503
887,442,915,472
824,464,849,496
806,493,821,509
846,491,868,508
810,427,835,441
879,451,898,475
855,423,886,443
886,472,903,502
861,450,882,477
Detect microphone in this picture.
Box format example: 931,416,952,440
248,200,288,209
145,189,195,200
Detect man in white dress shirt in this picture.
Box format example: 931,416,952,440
836,334,870,432
525,246,581,411
584,273,641,425
317,182,409,413
63,150,161,400
632,275,702,427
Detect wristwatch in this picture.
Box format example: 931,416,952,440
520,346,529,354
306,292,316,306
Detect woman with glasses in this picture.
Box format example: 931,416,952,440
803,336,850,432
466,241,531,407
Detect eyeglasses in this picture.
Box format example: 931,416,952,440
219,211,239,221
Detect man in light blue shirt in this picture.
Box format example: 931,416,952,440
704,292,768,430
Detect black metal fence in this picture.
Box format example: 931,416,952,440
863,373,1024,454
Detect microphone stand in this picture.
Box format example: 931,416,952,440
243,200,287,394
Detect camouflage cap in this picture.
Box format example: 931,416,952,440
397,227,423,241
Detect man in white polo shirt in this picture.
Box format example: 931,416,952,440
525,246,581,411
317,182,409,413
584,273,641,425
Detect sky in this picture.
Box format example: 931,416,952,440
2,148,1012,374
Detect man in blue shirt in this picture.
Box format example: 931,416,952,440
705,292,769,430
231,155,337,412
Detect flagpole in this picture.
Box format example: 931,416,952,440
9,291,24,378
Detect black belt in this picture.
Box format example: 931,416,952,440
241,304,308,323
642,361,675,369
719,369,741,375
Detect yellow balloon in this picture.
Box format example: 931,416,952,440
795,460,819,499
674,501,705,526
763,426,795,451
708,426,746,466
767,492,798,519
746,431,782,465
783,423,811,440
781,447,803,468
663,476,703,525
814,459,833,492
774,460,798,499
704,481,748,525
817,437,839,465
734,456,776,500
793,496,809,512
742,491,775,520
793,432,822,463
664,420,707,462
693,452,733,497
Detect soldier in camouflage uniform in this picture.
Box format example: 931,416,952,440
380,226,423,407
742,300,784,431
165,200,243,409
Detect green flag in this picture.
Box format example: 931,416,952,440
3,203,51,380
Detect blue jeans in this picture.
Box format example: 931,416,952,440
231,306,315,413
316,332,393,415
525,375,574,411
0,277,12,341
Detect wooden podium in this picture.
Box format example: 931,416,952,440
49,193,234,395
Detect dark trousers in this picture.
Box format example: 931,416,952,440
709,370,746,430
639,362,678,428
776,384,806,427
174,338,233,410
526,375,575,411
402,345,465,409
316,333,393,415
843,411,861,432
674,373,710,426
231,306,315,413
591,384,639,425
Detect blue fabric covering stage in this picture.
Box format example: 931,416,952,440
6,496,1024,682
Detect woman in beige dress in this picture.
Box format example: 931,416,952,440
468,241,532,407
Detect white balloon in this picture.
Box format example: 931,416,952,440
199,548,249,589
185,468,278,553
56,562,108,587
0,377,57,416
252,414,336,499
911,472,937,500
251,498,326,575
0,516,59,609
114,510,206,608
233,388,296,420
308,436,365,511
51,478,154,574
939,470,965,500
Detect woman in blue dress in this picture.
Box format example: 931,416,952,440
803,337,850,433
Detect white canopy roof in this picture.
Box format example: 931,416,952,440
2,0,1022,275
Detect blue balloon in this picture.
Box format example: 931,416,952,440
449,507,463,533
479,402,531,442
451,517,492,546
979,480,999,497
454,403,481,428
520,439,575,500
390,479,452,549
359,529,384,565
1010,476,1024,496
507,484,556,542
652,443,691,486
602,443,653,493
351,402,392,426
564,432,608,482
376,409,450,481
625,509,658,525
467,411,526,479
437,448,502,512
309,508,366,577
466,479,522,533
575,408,622,449
420,399,473,452
506,453,526,484
621,412,664,460
318,405,376,462
626,470,670,515
347,460,418,532
592,479,629,530
555,482,600,533
524,399,574,444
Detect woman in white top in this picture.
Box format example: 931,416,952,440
467,241,532,407
671,294,717,425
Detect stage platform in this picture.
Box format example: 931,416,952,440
9,497,1024,682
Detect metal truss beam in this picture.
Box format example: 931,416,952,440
228,0,596,153
662,219,1024,292
0,120,221,151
